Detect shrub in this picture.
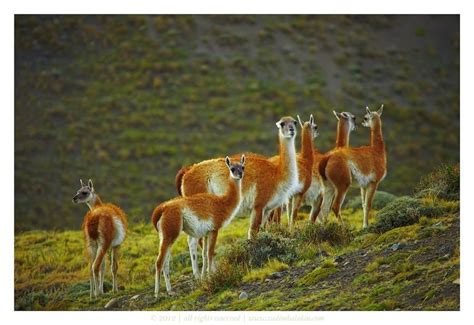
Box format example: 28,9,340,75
295,222,354,246
247,232,297,268
415,164,459,200
345,191,398,211
201,260,246,293
369,196,454,233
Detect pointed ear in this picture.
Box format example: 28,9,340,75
240,154,245,166
275,120,281,128
88,179,94,190
309,114,314,125
225,156,231,168
366,106,371,115
377,104,384,116
296,115,304,128
332,110,340,121
80,179,84,187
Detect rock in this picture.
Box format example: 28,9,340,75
268,271,285,280
239,291,248,300
452,278,460,285
390,242,406,251
264,278,272,283
335,256,344,263
380,264,390,270
130,294,141,301
104,298,119,309
343,261,350,267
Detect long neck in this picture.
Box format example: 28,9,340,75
335,120,350,148
86,193,103,211
371,119,385,151
279,134,297,177
300,126,314,164
223,177,242,208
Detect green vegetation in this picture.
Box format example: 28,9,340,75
15,164,460,311
15,15,459,232
345,191,398,211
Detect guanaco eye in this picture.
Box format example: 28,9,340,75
242,166,245,171
279,122,285,127
81,191,88,195
231,167,235,172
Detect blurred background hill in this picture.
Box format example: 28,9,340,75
14,15,459,232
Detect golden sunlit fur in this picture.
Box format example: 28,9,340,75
318,105,387,227
152,155,245,298
176,116,299,239
72,180,128,299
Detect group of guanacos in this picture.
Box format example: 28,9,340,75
72,104,387,299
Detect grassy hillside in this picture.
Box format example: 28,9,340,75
14,165,460,310
14,15,459,231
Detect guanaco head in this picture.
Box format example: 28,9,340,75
362,104,384,128
297,114,319,139
276,116,298,139
225,155,245,180
72,179,95,204
333,111,357,132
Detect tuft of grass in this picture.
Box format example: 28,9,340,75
295,222,354,246
297,259,337,286
415,164,459,200
243,259,289,283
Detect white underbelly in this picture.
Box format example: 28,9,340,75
349,161,375,188
182,207,215,238
303,177,323,204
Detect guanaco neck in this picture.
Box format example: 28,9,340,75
371,118,385,152
86,193,103,211
335,120,351,148
278,134,297,180
222,177,242,210
300,124,314,167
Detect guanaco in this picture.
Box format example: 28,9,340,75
175,117,299,239
72,179,128,299
318,105,386,227
267,114,318,228
269,111,356,225
152,155,245,297
305,111,357,223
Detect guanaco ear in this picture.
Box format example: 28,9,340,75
309,114,314,125
240,154,245,166
377,104,384,116
332,110,340,121
366,106,371,115
88,179,94,190
80,179,84,187
225,156,231,168
275,120,282,128
296,115,304,128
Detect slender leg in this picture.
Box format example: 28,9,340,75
187,236,200,279
111,247,119,293
99,258,106,294
201,236,208,278
360,187,367,218
317,183,335,223
92,245,107,297
290,194,303,229
207,231,219,274
310,194,323,223
248,207,263,240
88,243,98,300
332,184,350,226
155,241,170,298
163,250,173,294
274,207,281,224
363,182,378,228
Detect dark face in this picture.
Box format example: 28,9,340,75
229,162,245,180
72,186,92,204
340,112,356,131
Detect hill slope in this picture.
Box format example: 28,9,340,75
15,15,459,231
14,165,460,311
